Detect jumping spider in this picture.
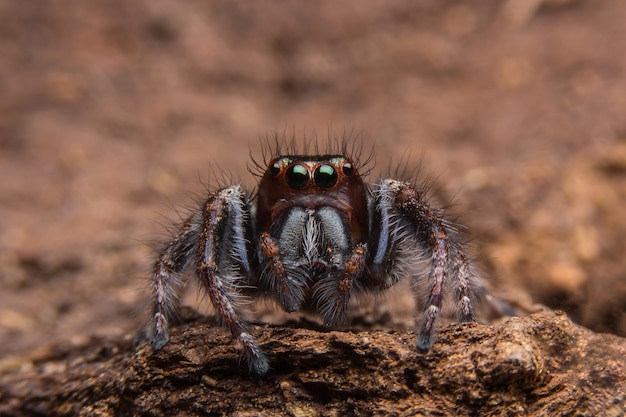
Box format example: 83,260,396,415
142,140,486,374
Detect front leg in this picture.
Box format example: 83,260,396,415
196,186,269,375
373,179,477,350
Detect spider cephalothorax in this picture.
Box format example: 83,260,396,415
142,139,485,374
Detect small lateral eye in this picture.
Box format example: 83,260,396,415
286,164,309,189
342,162,354,176
314,164,338,189
269,163,281,176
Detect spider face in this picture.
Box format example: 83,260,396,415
142,142,486,375
256,155,369,243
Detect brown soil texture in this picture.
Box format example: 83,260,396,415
1,0,625,414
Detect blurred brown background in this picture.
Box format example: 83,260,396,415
1,0,625,359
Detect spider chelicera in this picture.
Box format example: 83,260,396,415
141,140,487,374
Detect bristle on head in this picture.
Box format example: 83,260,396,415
247,129,375,178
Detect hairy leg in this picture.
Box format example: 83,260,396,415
196,186,269,374
450,250,475,323
375,179,478,350
147,211,202,350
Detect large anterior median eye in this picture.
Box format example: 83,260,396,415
286,164,309,189
314,164,337,189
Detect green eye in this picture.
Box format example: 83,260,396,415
314,164,337,189
286,164,309,189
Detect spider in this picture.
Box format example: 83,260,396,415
141,139,487,374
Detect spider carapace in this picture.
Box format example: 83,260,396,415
143,145,485,374
257,155,369,243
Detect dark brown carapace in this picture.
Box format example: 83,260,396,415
143,141,488,375
256,155,369,243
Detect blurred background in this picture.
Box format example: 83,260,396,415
0,0,625,359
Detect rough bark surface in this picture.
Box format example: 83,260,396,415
0,309,624,416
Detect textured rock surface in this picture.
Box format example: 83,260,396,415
1,309,624,416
